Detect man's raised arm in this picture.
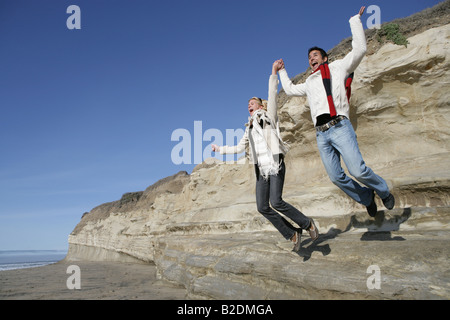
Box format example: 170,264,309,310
278,59,307,97
341,6,367,74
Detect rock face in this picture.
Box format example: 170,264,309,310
66,3,450,299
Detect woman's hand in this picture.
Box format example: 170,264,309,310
272,59,284,75
211,144,220,152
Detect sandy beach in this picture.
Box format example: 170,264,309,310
0,260,188,300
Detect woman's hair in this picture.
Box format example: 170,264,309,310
249,97,268,111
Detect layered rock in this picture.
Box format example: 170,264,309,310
66,3,450,299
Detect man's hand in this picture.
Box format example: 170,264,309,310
358,6,366,16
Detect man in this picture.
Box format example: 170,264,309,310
277,6,394,216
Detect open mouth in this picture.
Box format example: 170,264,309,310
312,62,319,69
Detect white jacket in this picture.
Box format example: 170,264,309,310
279,14,367,126
219,74,289,178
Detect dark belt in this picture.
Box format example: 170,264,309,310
315,115,347,132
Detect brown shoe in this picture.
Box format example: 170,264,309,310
307,218,319,241
292,230,302,252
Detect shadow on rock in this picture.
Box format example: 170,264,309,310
295,228,339,261
352,207,412,241
295,208,412,261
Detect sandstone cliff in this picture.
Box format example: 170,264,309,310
66,2,450,299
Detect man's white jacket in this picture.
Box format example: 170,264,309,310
279,14,367,126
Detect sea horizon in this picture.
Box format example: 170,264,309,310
0,249,68,272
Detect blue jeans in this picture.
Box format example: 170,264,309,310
255,160,311,240
316,118,390,206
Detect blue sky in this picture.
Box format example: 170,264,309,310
0,0,441,250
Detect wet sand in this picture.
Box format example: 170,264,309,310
0,261,188,300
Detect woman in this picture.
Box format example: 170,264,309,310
212,60,319,252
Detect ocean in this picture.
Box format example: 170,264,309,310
0,250,67,271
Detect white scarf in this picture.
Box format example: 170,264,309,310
247,110,287,180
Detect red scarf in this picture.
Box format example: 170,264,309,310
314,61,354,117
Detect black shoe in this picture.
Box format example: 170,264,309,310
366,190,377,217
382,193,395,210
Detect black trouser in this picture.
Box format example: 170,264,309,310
255,159,311,240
